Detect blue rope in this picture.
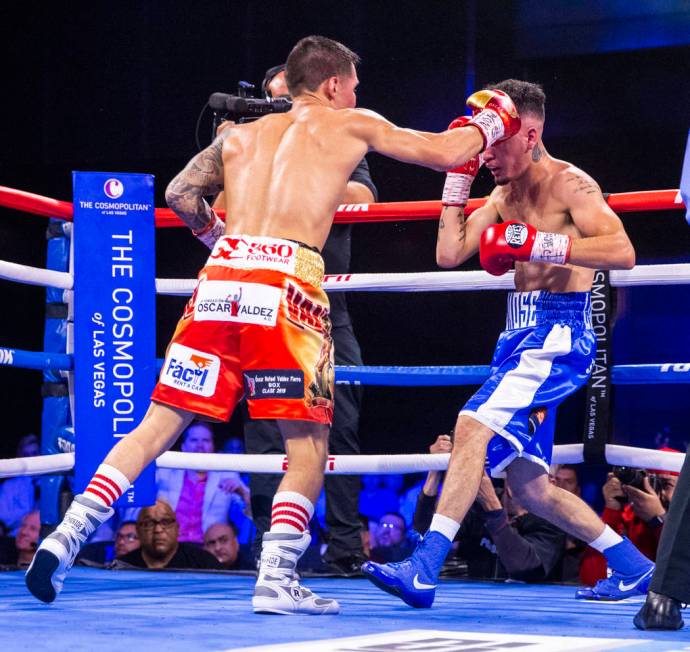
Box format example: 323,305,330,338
2,347,689,385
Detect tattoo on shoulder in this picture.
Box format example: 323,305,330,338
565,173,600,195
439,217,445,229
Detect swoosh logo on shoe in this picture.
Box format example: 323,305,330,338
412,574,436,590
619,568,653,592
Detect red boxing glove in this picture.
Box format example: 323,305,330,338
480,220,572,276
465,89,521,149
442,116,483,207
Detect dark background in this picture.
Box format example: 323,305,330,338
1,1,689,463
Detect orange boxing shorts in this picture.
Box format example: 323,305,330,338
151,234,334,424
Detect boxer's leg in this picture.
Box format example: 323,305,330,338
253,420,339,615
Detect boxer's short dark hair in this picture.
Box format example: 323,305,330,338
286,35,360,96
487,79,545,120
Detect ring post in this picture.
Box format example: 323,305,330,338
39,219,71,527
72,172,157,507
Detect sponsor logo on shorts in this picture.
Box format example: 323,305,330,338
285,282,329,332
506,291,539,329
194,281,280,326
208,235,297,274
505,223,528,248
160,344,220,397
243,369,304,399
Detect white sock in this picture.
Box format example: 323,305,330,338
588,525,623,552
84,463,130,508
270,491,314,534
429,514,460,543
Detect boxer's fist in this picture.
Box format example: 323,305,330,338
442,116,483,206
480,220,572,276
466,89,521,149
193,211,226,249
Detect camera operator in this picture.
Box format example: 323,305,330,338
579,454,679,587
216,64,377,576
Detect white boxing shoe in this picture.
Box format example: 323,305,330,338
25,494,113,603
253,531,339,615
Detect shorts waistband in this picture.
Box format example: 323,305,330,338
505,291,592,330
206,234,324,287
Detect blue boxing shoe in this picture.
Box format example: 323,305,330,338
576,536,655,601
361,530,451,608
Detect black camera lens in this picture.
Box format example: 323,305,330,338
612,466,647,490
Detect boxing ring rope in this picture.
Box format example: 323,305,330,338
0,444,685,479
0,184,687,482
0,185,683,225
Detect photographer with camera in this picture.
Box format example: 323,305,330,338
579,455,679,588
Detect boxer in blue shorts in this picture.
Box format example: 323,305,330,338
363,79,655,608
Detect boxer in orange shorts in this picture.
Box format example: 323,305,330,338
26,35,520,614
153,234,335,424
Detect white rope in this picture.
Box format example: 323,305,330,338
1,444,684,478
0,260,73,290
1,259,687,295
155,263,690,296
0,453,74,477
612,264,690,287
155,278,195,295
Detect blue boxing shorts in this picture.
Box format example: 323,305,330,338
460,291,596,475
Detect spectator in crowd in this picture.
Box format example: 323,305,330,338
115,500,221,570
79,518,140,565
415,434,566,582
0,510,40,568
203,522,254,570
553,464,581,496
0,434,40,535
579,458,679,586
157,422,251,544
369,512,416,564
114,520,140,559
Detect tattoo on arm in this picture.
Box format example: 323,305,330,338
457,219,466,243
165,136,226,232
437,210,467,244
531,143,543,162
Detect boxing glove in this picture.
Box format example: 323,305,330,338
480,220,572,276
465,89,521,149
